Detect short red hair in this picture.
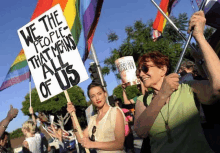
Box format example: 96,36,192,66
138,51,170,75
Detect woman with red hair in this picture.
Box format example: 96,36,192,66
134,11,220,153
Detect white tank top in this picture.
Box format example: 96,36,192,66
25,133,41,153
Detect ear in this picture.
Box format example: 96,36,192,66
160,65,167,76
104,91,108,98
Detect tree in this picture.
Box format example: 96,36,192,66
103,16,184,77
102,13,216,78
113,85,141,103
107,31,118,43
21,86,88,130
10,128,24,139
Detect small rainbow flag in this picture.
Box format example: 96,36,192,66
0,0,104,91
152,0,180,40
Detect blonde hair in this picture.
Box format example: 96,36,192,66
22,120,36,134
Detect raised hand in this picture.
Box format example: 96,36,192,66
81,137,94,149
159,73,180,98
188,11,206,39
29,106,34,115
67,102,76,114
6,105,18,121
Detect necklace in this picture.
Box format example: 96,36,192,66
160,97,174,143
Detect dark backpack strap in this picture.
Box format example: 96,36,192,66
140,92,151,153
143,92,149,107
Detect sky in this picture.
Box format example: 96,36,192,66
0,0,197,132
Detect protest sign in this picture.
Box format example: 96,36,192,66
18,4,89,102
115,56,140,87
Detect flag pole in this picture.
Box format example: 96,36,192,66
173,0,207,73
151,0,199,53
91,43,110,105
151,0,207,73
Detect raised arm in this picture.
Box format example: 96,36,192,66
51,124,63,142
29,106,37,125
188,11,220,104
122,84,135,104
0,105,18,137
134,73,179,138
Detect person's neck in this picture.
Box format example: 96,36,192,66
26,132,34,138
97,103,110,116
185,70,193,73
152,79,164,95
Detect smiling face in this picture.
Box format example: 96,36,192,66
89,86,107,108
139,59,167,91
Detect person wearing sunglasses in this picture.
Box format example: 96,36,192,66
67,82,126,153
134,11,219,153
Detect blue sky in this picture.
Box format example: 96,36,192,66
0,0,196,132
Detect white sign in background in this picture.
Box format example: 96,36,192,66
18,4,88,102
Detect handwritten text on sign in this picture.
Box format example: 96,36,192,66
18,4,88,102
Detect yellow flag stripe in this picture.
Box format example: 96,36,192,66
63,0,76,29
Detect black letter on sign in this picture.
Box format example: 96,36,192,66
66,65,80,86
39,79,51,98
38,15,49,32
57,55,69,69
55,70,70,90
67,34,76,50
42,63,54,79
19,24,35,47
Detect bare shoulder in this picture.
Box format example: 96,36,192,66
115,108,125,129
115,107,124,118
23,140,29,149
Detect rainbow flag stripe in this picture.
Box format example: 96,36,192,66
0,0,103,91
152,0,179,40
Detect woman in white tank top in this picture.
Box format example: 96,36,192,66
22,120,41,153
67,83,126,153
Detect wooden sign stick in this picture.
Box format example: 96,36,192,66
64,90,90,153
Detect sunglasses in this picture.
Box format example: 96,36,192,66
136,65,149,77
89,126,96,142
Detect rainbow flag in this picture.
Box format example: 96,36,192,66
0,0,104,91
152,0,180,40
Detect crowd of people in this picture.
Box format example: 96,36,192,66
1,10,220,153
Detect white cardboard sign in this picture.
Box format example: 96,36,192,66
18,4,88,102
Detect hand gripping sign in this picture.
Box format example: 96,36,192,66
18,4,90,153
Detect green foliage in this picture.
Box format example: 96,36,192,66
103,16,187,75
10,128,24,139
163,13,188,43
22,86,87,115
21,86,88,128
101,66,110,76
107,31,119,43
113,85,141,103
204,26,216,41
103,13,216,76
